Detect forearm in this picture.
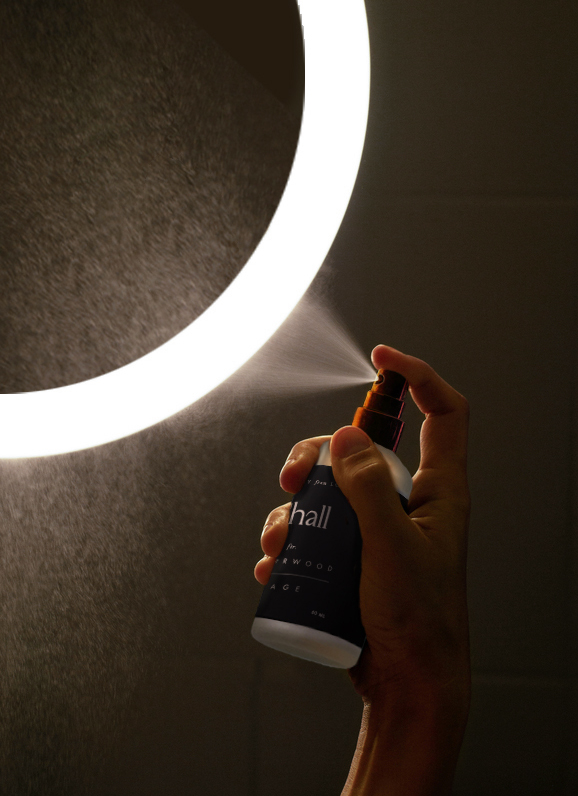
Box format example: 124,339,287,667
342,676,470,796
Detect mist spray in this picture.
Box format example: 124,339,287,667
252,369,412,668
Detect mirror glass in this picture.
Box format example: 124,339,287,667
0,0,304,392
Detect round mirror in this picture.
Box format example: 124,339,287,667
0,0,370,458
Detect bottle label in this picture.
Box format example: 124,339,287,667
255,464,365,647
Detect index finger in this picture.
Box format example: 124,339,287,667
372,345,469,475
279,436,330,494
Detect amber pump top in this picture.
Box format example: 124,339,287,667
352,369,408,452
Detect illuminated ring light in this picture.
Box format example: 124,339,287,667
0,0,370,459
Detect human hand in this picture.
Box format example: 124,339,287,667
255,345,470,793
256,344,470,699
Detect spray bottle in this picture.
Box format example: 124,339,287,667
252,369,412,668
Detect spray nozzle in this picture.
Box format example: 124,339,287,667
352,369,408,452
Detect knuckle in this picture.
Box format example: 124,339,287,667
287,437,321,461
349,455,391,490
285,436,329,465
261,504,290,555
263,503,290,531
281,438,329,493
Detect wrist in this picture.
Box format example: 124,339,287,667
343,669,470,796
370,650,472,718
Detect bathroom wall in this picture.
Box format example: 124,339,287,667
342,4,578,793
0,1,576,794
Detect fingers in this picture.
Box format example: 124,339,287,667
254,557,276,586
254,503,290,585
279,435,330,494
330,426,407,537
256,436,329,586
372,345,469,476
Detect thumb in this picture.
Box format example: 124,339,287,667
330,426,406,533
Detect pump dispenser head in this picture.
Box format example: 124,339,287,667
352,369,408,452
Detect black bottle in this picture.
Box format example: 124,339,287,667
252,370,412,668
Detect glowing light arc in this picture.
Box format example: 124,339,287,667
0,0,370,458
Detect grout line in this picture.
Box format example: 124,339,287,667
375,194,578,207
472,672,578,688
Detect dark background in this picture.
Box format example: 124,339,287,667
0,1,576,794
177,0,304,116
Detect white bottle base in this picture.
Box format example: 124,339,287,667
252,617,363,669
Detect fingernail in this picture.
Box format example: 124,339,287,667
331,426,372,458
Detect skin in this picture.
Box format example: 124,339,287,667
255,344,471,795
